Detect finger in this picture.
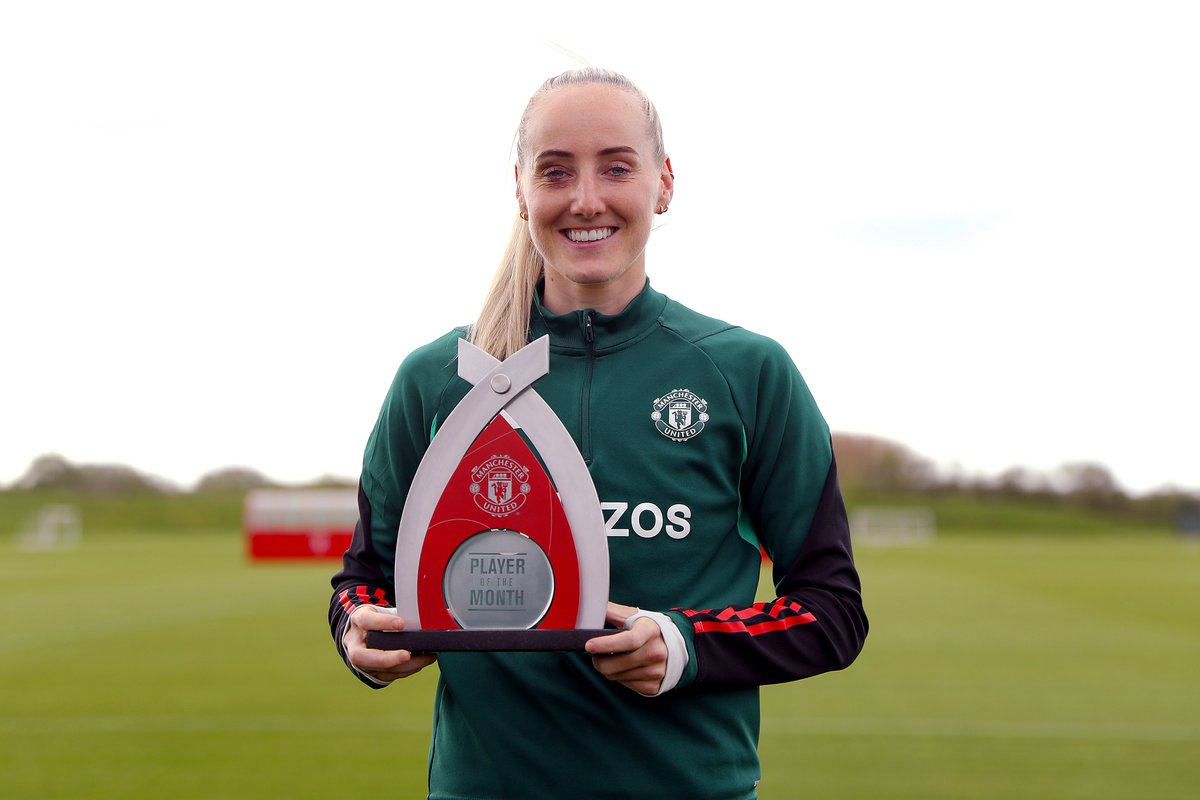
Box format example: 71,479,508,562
585,626,645,655
586,614,659,655
591,635,667,677
351,644,435,674
350,606,407,632
374,651,439,677
601,662,666,687
363,652,438,684
591,652,649,681
620,679,664,696
593,658,667,696
349,643,410,672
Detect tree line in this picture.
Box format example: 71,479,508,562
6,442,1198,527
831,433,1198,525
3,454,351,495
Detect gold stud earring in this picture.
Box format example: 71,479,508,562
520,211,529,221
658,205,668,214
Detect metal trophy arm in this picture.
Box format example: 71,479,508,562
456,338,608,630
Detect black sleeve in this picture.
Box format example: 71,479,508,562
328,483,397,689
675,457,868,688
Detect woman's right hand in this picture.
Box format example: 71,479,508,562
344,606,437,684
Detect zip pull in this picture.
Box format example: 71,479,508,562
584,312,594,344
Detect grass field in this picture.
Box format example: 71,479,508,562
1,501,1197,798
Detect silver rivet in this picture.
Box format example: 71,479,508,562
490,374,512,394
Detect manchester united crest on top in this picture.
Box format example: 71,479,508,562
651,389,709,442
469,455,531,517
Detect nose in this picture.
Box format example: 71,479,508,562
570,173,605,218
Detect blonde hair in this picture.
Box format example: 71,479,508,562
468,68,665,360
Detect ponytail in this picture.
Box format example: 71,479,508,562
468,215,544,360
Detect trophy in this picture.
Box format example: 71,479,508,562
366,336,615,651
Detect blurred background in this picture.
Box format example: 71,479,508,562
2,2,1197,798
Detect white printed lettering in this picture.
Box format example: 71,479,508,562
632,502,663,538
665,504,692,539
601,501,629,537
600,501,693,540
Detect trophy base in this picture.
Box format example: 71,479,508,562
366,628,617,653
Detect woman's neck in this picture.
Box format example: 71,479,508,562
540,268,646,316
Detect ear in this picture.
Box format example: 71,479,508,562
514,165,528,217
659,156,674,208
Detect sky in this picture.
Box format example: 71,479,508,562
2,1,1197,496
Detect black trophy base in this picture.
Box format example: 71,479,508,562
366,628,617,653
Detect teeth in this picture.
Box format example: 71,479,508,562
567,228,613,242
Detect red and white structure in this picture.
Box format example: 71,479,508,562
244,488,358,560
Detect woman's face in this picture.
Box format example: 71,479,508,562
517,84,673,314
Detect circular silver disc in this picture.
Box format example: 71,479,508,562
442,529,554,630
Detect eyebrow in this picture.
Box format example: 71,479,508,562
534,146,641,161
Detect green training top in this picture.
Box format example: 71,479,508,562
330,280,867,799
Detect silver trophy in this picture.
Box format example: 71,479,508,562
367,337,614,651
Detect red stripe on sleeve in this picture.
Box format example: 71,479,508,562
682,598,818,637
338,585,393,614
693,612,817,636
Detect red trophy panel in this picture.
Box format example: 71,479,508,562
415,414,581,630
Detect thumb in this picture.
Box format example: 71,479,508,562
604,602,639,629
351,605,407,631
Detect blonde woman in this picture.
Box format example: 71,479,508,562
331,68,867,799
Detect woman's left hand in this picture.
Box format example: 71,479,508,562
585,602,669,696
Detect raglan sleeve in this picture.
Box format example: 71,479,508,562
328,339,454,688
667,336,868,689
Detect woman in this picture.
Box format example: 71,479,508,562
330,67,867,799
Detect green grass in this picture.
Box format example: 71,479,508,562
1,502,1197,798
0,526,435,798
758,536,1199,799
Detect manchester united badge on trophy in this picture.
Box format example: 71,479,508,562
366,336,615,652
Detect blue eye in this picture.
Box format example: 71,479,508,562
543,168,568,180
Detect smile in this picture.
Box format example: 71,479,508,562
565,228,614,243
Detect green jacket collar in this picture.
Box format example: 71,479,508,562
530,279,668,355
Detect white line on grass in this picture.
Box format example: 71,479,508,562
760,718,1200,742
0,715,433,734
3,716,1196,742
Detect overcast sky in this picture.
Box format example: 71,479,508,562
2,1,1197,495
